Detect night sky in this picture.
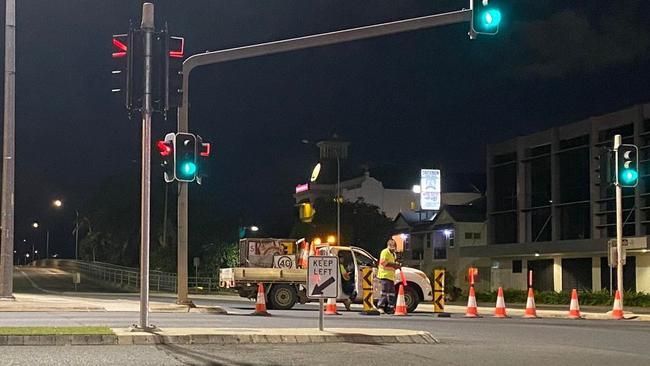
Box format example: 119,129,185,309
2,0,650,256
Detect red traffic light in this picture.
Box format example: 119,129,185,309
199,142,210,157
156,140,172,156
112,35,127,58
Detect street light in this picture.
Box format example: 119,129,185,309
302,139,341,245
41,198,77,260
238,225,260,239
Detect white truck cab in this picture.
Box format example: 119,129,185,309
320,246,433,313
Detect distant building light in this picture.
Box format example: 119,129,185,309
412,185,421,194
534,252,541,257
326,235,336,244
295,183,309,193
443,229,453,238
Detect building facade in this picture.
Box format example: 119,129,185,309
464,102,650,292
394,199,489,290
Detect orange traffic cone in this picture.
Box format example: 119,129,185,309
611,290,624,320
394,284,408,316
298,241,309,268
523,288,538,318
494,287,508,318
309,241,316,256
325,298,341,315
568,288,581,319
251,283,271,316
465,285,479,318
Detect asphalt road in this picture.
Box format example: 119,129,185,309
3,267,650,365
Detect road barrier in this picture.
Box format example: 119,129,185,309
31,259,219,293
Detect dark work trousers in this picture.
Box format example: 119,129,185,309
378,278,396,311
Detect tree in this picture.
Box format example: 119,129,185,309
290,198,395,256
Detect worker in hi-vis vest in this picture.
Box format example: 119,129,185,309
377,239,400,314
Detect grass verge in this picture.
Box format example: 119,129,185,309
0,326,114,335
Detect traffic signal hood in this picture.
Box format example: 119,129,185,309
471,0,502,36
616,144,639,187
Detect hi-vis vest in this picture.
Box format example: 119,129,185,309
378,248,396,281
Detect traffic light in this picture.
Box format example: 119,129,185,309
596,147,614,187
155,24,185,112
156,133,175,183
298,202,316,223
195,135,211,185
471,0,502,36
111,27,143,112
174,133,197,182
616,144,639,187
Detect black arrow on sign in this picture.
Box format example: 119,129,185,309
311,277,335,296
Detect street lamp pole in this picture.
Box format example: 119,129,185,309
75,210,79,260
335,151,340,245
46,230,50,259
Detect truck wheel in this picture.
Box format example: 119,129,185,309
268,284,297,310
403,286,420,313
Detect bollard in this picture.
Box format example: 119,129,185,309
433,269,450,317
360,266,380,315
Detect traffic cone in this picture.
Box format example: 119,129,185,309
324,298,341,315
568,288,581,319
523,288,538,318
465,285,479,318
494,287,508,318
394,284,408,316
611,290,624,320
251,283,270,316
309,241,316,256
298,242,309,268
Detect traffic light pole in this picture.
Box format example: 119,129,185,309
175,8,473,304
613,134,624,306
0,0,16,300
136,3,155,331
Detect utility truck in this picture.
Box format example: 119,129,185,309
219,238,433,313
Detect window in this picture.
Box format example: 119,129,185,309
448,231,455,248
473,233,481,239
433,231,448,259
352,250,376,267
512,260,522,273
465,232,473,239
426,233,432,248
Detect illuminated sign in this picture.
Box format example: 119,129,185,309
420,169,441,210
295,183,309,193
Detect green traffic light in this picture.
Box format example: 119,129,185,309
181,162,197,176
482,9,502,28
620,169,638,184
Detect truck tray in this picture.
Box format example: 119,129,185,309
220,267,306,287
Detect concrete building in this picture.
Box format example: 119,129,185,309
296,171,481,220
463,102,650,292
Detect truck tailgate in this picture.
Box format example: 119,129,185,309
219,267,306,287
